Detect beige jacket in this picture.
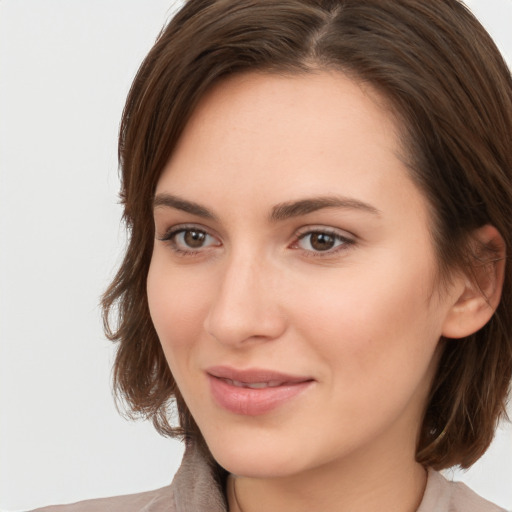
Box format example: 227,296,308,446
32,444,506,512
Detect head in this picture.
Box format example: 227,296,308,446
103,0,512,471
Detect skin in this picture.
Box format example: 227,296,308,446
147,71,473,512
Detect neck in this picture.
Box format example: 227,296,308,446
226,448,427,512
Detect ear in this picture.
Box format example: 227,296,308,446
442,225,506,339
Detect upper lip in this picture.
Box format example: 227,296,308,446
206,365,313,385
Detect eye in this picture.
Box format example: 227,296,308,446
159,226,220,254
294,229,354,255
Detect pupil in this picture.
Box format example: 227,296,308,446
184,230,206,248
311,233,335,251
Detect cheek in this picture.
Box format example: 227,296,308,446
295,253,443,386
146,257,210,366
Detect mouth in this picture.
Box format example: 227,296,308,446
205,366,314,415
221,379,287,389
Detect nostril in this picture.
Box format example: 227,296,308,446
203,300,287,347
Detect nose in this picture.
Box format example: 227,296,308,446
203,251,287,347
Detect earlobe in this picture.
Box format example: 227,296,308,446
441,225,506,340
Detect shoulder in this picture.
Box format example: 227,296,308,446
28,443,227,512
28,484,176,512
418,469,506,512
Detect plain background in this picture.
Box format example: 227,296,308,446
0,1,511,511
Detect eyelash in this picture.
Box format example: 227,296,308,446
292,228,355,257
158,225,219,257
157,225,355,258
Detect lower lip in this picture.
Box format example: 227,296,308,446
207,375,313,416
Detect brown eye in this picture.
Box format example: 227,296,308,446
161,227,219,253
309,233,336,251
296,230,352,254
183,230,207,248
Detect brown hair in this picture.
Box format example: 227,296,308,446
102,0,512,470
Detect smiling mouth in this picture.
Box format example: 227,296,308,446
206,366,314,415
222,379,287,389
206,365,312,384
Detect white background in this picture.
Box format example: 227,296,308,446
0,1,511,511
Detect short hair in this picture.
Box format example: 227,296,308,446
102,0,512,470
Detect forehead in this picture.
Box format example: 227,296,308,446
157,70,427,227
170,70,399,167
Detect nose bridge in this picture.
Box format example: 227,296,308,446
204,245,285,345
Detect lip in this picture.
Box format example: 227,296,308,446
206,366,314,416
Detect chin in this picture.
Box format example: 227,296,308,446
205,435,308,478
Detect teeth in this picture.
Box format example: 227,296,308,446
246,381,280,389
228,379,284,389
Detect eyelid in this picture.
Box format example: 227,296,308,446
294,224,355,239
157,223,222,255
155,222,355,258
291,225,356,256
157,223,216,240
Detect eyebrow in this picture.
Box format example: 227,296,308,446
153,193,217,220
152,193,380,221
270,196,381,221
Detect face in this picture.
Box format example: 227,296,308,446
147,71,461,479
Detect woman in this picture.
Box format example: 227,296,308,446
34,0,511,511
